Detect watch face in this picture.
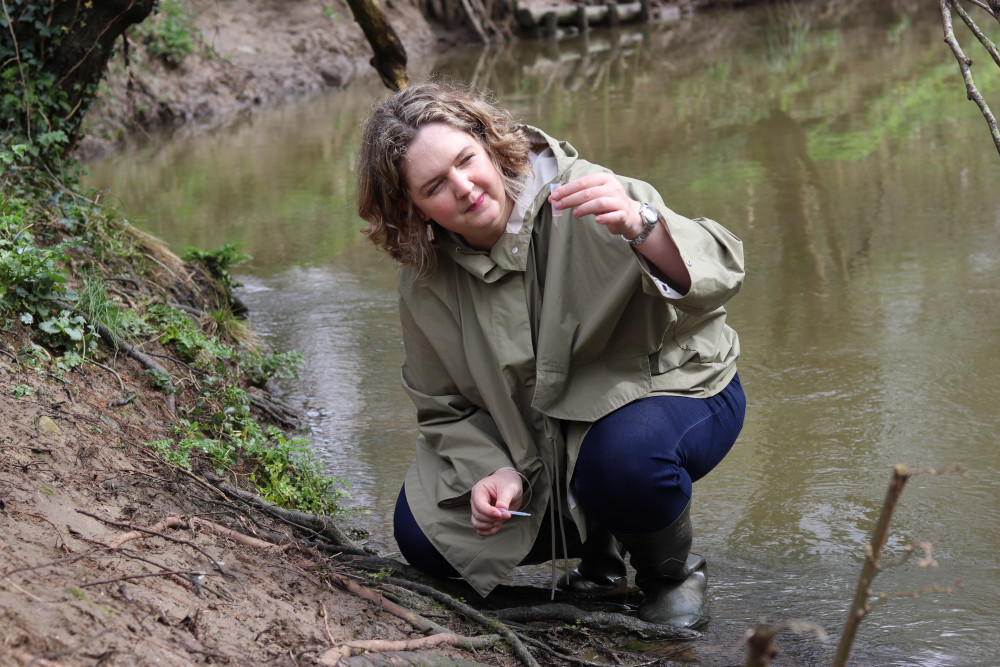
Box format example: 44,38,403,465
641,203,657,223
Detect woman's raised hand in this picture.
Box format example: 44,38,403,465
549,173,641,240
470,467,524,537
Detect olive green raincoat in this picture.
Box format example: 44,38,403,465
399,127,744,596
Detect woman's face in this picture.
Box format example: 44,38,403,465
402,123,514,251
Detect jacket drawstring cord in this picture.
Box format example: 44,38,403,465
543,419,571,600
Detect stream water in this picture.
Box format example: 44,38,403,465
85,4,1000,664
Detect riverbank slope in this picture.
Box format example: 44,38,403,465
77,0,712,158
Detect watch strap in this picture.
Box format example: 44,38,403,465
622,202,658,246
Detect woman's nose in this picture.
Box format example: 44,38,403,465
451,172,474,197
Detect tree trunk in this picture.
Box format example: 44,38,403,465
343,0,408,91
1,0,155,153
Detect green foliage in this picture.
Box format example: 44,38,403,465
0,4,76,162
34,309,96,356
0,204,98,355
238,348,304,387
77,272,146,345
17,342,48,374
143,302,231,364
135,0,200,67
1,107,344,518
9,384,35,398
203,305,257,348
144,367,176,394
148,386,347,514
183,242,251,293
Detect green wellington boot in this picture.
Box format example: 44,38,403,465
613,503,708,628
556,525,627,594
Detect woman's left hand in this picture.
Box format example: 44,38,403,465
549,174,642,240
470,468,524,537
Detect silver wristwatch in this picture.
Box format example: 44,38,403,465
622,202,659,246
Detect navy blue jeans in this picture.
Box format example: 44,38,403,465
394,373,746,577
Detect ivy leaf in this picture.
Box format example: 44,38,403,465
39,319,61,334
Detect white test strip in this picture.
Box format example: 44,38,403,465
501,510,531,517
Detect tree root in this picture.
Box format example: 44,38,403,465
109,514,184,548
330,572,451,635
201,470,361,550
107,513,291,556
248,391,299,428
496,602,702,641
320,636,500,666
384,577,540,667
337,652,494,666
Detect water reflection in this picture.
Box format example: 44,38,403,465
85,4,1000,665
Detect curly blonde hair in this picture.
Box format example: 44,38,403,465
356,80,532,276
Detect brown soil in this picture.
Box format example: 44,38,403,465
0,262,532,665
77,0,449,159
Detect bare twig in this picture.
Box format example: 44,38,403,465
832,463,911,667
321,603,337,644
75,510,235,581
83,357,125,392
940,0,1000,156
951,0,1000,66
79,569,202,589
1,551,99,581
23,512,69,552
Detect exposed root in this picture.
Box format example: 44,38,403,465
320,633,501,665
496,602,702,641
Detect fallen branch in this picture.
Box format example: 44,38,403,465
79,569,201,589
83,357,125,392
496,602,701,641
248,391,299,428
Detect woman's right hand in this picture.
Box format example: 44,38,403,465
470,467,524,537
